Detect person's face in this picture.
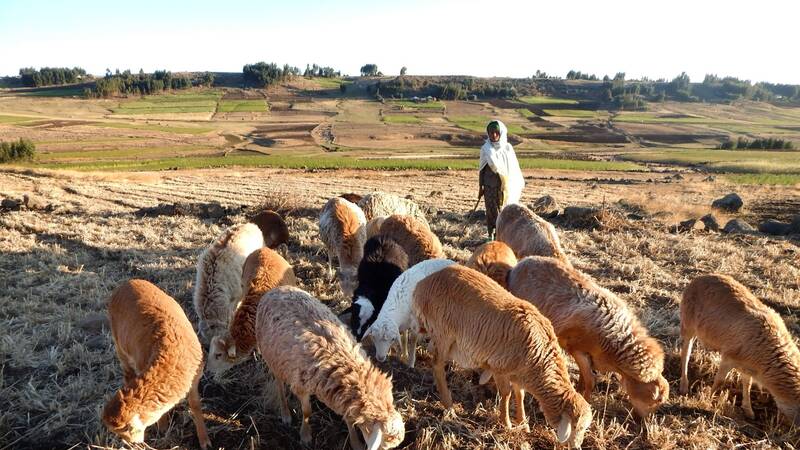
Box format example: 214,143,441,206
488,128,501,142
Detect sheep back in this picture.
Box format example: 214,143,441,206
379,214,443,266
357,192,428,226
496,203,567,262
466,241,518,289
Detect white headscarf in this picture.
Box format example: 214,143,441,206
479,120,525,206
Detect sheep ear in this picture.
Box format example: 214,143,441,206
366,423,383,450
227,346,236,358
556,414,572,444
479,370,493,385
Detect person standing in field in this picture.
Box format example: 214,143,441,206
478,120,525,240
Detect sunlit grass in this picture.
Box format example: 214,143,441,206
519,96,579,105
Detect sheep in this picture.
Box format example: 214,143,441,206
357,191,428,226
680,273,800,424
412,265,592,448
255,286,405,449
206,247,296,377
465,241,517,289
508,256,669,418
102,279,210,449
319,196,367,298
340,192,364,204
344,235,408,340
365,216,387,240
363,258,456,368
193,222,264,342
379,214,443,267
249,209,289,249
496,203,568,263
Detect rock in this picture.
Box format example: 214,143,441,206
702,175,717,182
627,213,644,221
563,206,598,223
200,202,226,219
23,193,51,211
712,193,743,213
758,219,791,236
789,215,800,235
723,219,755,234
672,173,685,180
531,195,560,218
1,198,22,211
670,218,704,233
700,214,720,232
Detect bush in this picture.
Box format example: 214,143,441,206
0,139,36,163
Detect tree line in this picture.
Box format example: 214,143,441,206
91,70,213,98
243,62,300,87
718,137,793,150
0,138,36,163
18,67,87,87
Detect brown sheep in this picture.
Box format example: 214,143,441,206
466,241,517,289
102,279,210,449
256,286,405,449
680,274,800,424
249,209,290,249
508,256,669,418
413,265,592,448
496,203,568,263
379,214,443,267
365,216,387,240
206,247,296,377
319,197,367,298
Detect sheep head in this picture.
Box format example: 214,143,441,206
338,266,359,299
102,391,146,444
206,334,244,377
622,374,669,418
554,393,592,449
364,321,400,362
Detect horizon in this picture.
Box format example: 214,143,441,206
1,0,798,85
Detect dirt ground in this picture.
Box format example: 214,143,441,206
1,167,799,450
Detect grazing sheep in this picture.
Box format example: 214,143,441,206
255,286,405,449
319,197,367,298
340,192,364,204
249,210,290,249
345,235,409,340
680,274,800,424
103,280,210,449
206,247,296,377
365,216,387,239
508,256,669,418
358,192,428,226
413,265,592,448
496,203,568,263
379,214,443,267
193,222,264,342
466,241,517,289
363,258,456,368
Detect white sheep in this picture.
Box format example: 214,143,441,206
319,196,367,298
255,286,405,449
496,203,568,263
103,279,210,449
363,258,456,368
680,273,800,424
357,191,428,226
193,222,264,342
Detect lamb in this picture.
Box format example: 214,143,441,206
206,247,296,377
379,214,443,267
357,191,428,226
680,273,800,424
249,209,290,249
465,241,517,289
508,256,669,418
102,279,210,449
496,203,568,263
255,286,405,449
345,235,409,340
363,258,456,368
319,196,367,298
412,265,592,448
193,222,265,342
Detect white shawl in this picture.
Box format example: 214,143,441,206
479,120,524,205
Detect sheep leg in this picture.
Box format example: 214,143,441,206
187,379,211,450
679,334,696,395
512,383,529,432
495,375,513,429
431,343,454,409
276,379,292,425
345,418,365,450
407,331,419,369
326,251,335,280
574,351,595,400
156,409,171,431
741,374,755,419
711,357,734,393
399,329,409,363
299,391,313,444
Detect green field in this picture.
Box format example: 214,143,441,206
217,99,268,112
543,109,608,119
91,122,215,134
112,92,221,115
0,114,38,123
613,112,731,125
383,115,422,124
449,116,527,134
519,96,579,105
516,108,536,118
389,100,446,110
10,86,87,97
35,145,216,162
725,173,800,185
620,149,800,174
312,77,349,89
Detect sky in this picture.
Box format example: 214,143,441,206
1,0,798,84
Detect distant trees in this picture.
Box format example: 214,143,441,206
18,67,87,87
243,62,299,87
0,138,36,163
360,64,379,77
93,70,196,97
400,66,407,76
303,63,340,78
718,137,793,150
566,70,598,81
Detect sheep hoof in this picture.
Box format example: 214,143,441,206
743,407,755,419
679,381,689,395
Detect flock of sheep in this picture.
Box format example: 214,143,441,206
100,191,800,449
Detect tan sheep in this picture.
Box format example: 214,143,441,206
319,197,367,298
102,279,210,449
508,256,669,418
465,241,517,289
256,286,405,449
413,265,592,448
193,222,264,342
496,203,568,263
365,216,387,240
357,191,428,226
680,273,800,424
206,247,296,377
379,214,443,267
249,209,290,249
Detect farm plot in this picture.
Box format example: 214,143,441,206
111,92,221,115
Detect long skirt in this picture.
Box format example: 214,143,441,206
480,166,502,237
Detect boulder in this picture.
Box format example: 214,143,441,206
789,215,800,235
700,214,720,232
531,195,560,218
759,219,791,236
723,219,755,234
712,193,743,213
1,198,22,211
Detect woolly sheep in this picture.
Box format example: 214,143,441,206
379,214,443,267
193,222,264,342
496,203,568,263
364,258,456,368
680,274,800,424
508,256,669,417
102,279,210,449
365,216,387,240
319,197,367,298
357,192,428,226
206,247,296,377
465,241,517,289
412,265,592,448
255,286,405,449
249,210,290,249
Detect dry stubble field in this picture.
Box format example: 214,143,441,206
1,167,799,450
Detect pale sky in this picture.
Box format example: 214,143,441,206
1,0,798,84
